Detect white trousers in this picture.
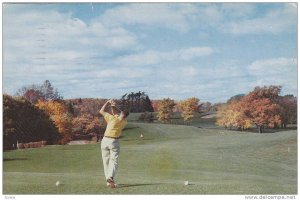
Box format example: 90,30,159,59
101,137,120,180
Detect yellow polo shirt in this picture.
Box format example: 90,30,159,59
103,112,126,138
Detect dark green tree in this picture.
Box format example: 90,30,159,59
3,94,60,150
121,92,154,113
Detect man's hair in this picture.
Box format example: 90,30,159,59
122,110,130,118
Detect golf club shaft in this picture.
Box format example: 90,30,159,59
111,105,122,112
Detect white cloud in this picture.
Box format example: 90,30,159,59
94,68,146,79
158,66,200,84
98,3,198,32
3,8,140,80
222,4,297,35
197,60,248,81
220,3,256,18
100,3,295,36
247,57,297,96
115,46,214,67
248,57,297,75
2,3,297,102
2,6,142,98
177,47,214,60
3,8,139,64
116,51,161,66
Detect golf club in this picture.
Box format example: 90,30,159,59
112,105,122,112
110,100,123,113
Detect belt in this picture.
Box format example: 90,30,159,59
104,136,120,139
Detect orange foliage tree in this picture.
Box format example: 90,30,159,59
178,97,200,122
36,100,73,143
72,114,103,137
157,98,176,123
66,98,105,138
216,101,252,130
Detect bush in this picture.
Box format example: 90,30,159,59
139,112,154,123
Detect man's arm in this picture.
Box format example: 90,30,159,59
99,100,111,116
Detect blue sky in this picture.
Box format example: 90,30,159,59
3,3,297,103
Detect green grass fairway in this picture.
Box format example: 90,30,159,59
127,112,218,128
3,123,297,194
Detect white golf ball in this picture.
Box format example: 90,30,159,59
184,181,189,186
56,181,60,186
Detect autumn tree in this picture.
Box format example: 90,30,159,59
22,88,43,104
17,80,62,104
3,94,59,150
157,98,176,123
278,95,297,128
216,104,236,129
178,97,200,123
86,117,102,136
232,101,253,130
36,100,73,144
216,101,252,130
217,86,284,133
243,98,282,133
65,98,106,140
66,98,105,118
72,113,103,137
17,84,42,104
250,85,282,101
242,86,283,133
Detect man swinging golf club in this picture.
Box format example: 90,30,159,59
99,99,129,188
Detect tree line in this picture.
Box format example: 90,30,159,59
155,97,200,124
3,80,154,150
3,81,297,150
152,85,296,133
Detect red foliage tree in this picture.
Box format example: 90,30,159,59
216,85,285,133
243,98,282,133
239,86,283,133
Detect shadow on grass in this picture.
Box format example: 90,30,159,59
123,126,140,131
242,127,297,134
117,183,163,188
121,138,154,142
3,158,29,162
213,126,297,134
